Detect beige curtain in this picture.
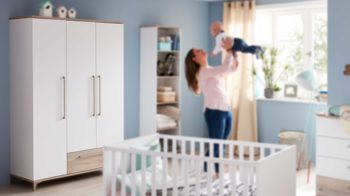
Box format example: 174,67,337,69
223,0,258,142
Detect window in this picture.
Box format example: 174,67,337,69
255,1,327,97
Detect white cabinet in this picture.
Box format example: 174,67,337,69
67,21,97,152
96,23,124,147
32,19,68,181
140,26,181,137
316,115,350,195
10,17,124,189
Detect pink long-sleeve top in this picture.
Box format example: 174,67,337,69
198,53,238,112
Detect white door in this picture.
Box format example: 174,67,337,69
32,19,67,180
67,21,97,152
96,23,124,147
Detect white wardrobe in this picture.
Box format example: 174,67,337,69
10,17,124,190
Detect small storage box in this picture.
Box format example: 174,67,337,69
158,42,172,51
157,91,176,102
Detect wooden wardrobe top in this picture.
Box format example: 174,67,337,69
10,16,123,24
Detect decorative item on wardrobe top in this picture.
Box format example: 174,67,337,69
39,0,77,19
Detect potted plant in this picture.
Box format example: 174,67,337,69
253,47,289,99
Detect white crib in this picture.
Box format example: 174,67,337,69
104,134,296,196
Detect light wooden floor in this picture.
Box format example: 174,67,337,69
0,169,315,196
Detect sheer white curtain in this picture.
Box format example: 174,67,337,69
223,0,258,142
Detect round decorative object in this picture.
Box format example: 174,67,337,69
264,88,274,99
68,8,77,19
56,6,67,18
39,1,53,17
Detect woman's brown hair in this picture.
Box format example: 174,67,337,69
185,49,200,94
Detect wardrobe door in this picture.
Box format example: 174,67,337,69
96,23,124,147
32,19,67,179
67,21,97,152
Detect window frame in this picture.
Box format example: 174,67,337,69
254,0,328,97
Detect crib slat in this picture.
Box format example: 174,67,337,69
162,154,167,196
184,159,189,195
239,145,244,161
103,150,110,196
195,160,201,195
207,160,213,196
249,146,254,161
140,154,146,196
210,142,214,158
219,162,224,196
121,152,126,196
220,143,224,158
151,155,156,196
260,147,265,159
229,163,237,196
200,141,204,157
164,138,168,153
131,153,136,196
229,144,234,159
172,138,177,154
111,152,116,196
172,156,178,195
191,141,195,170
242,167,249,196
181,140,186,177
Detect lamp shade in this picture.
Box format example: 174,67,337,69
295,69,317,91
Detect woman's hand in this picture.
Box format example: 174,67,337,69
221,37,233,52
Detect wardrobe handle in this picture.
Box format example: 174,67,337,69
92,76,96,117
62,76,66,120
98,75,101,116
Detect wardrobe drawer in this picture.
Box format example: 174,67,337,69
317,137,350,161
317,116,350,139
68,148,103,174
317,175,350,196
317,156,350,181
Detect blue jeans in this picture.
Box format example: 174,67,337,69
204,108,233,173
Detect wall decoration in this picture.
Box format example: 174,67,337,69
344,64,350,76
57,6,67,18
39,0,53,17
68,8,77,19
284,84,298,98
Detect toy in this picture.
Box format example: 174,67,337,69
68,8,77,19
57,6,67,18
39,0,53,17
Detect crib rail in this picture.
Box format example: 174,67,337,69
104,134,295,196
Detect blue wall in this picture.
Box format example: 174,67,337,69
328,0,350,105
0,0,10,188
0,0,210,186
258,100,327,162
0,0,33,186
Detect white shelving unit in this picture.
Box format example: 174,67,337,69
140,26,181,136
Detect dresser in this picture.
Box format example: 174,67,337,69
316,115,350,196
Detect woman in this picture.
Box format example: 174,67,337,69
185,38,239,176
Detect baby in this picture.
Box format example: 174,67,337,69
210,21,263,59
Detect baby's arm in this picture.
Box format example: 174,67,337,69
212,35,222,56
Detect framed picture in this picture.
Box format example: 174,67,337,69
284,84,298,97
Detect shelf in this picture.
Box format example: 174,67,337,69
157,126,179,132
157,101,179,106
157,76,178,79
158,50,179,53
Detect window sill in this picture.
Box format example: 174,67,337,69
257,97,327,105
